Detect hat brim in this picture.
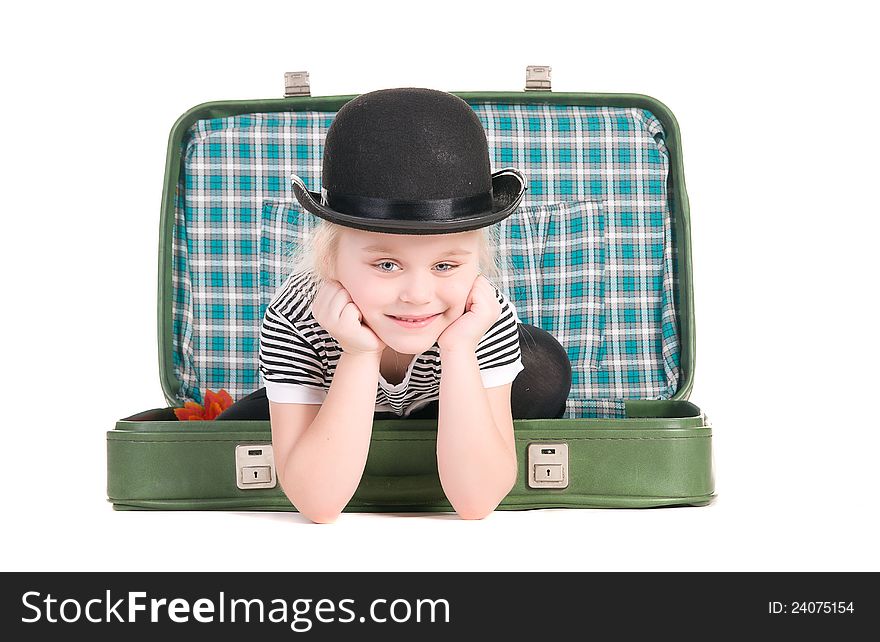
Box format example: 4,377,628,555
290,168,527,235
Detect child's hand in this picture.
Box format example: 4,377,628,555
437,275,502,353
311,280,386,356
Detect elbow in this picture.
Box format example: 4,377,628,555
456,504,495,521
299,506,343,524
453,493,505,520
450,469,517,521
279,477,345,524
278,453,357,524
291,496,344,524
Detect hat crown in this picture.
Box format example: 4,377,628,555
321,88,492,201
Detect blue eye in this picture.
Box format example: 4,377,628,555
375,260,399,272
434,262,457,272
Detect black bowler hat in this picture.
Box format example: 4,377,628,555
290,87,527,235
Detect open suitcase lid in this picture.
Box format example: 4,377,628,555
156,68,695,420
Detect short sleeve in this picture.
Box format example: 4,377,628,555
475,286,525,388
258,304,328,404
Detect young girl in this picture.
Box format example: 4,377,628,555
217,88,571,523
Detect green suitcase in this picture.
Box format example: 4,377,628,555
107,68,715,512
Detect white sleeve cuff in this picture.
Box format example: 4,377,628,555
480,358,525,389
264,381,328,404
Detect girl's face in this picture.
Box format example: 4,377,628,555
334,227,483,355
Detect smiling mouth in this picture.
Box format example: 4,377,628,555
387,314,440,322
388,312,439,321
385,312,441,328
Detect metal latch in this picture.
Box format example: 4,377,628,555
527,442,569,489
235,444,277,489
284,71,311,98
525,65,552,91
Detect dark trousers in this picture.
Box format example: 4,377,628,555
216,323,572,421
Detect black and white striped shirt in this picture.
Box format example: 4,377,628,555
259,271,524,417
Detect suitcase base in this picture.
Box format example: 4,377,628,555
107,401,714,512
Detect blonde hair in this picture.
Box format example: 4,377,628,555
286,219,502,285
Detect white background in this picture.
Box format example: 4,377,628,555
1,0,877,572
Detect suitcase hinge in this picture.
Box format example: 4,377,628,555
284,71,311,98
524,65,552,92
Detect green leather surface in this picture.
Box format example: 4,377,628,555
107,402,714,511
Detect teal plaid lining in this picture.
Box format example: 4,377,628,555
172,104,680,418
260,200,317,313
496,199,605,400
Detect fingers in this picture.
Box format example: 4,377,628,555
339,301,362,325
312,279,341,311
468,276,501,319
473,274,497,297
469,274,493,302
461,274,482,311
314,280,356,322
327,283,354,318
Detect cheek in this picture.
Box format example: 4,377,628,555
440,278,475,312
342,276,387,314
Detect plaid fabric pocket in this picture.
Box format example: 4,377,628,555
259,200,317,315
496,199,606,398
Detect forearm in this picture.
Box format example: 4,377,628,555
436,350,517,517
282,351,381,521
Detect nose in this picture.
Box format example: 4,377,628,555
398,269,434,305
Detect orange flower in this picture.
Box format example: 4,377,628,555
174,389,235,421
